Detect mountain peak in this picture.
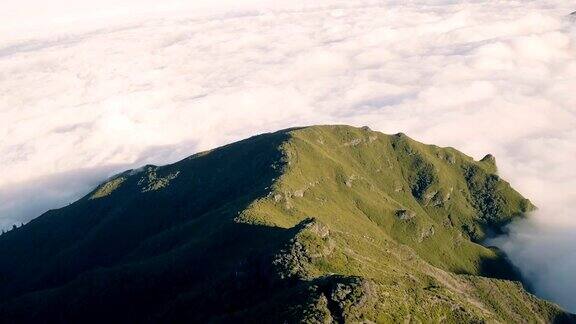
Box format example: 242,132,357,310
480,153,497,172
0,125,571,322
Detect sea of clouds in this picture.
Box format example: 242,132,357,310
1,0,575,312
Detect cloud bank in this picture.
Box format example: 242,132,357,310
0,0,575,312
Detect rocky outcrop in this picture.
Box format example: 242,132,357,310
288,276,379,323
396,209,416,220
272,218,335,279
90,176,125,199
137,166,180,192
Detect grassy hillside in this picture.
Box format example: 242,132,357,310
0,125,572,323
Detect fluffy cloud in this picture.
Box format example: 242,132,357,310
1,0,575,312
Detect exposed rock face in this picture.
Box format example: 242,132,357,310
325,277,378,322
396,209,416,220
418,226,435,242
480,153,497,173
480,153,496,163
137,166,180,192
90,176,125,199
273,218,335,280
285,276,379,323
343,138,363,147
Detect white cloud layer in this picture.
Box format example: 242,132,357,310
1,0,575,312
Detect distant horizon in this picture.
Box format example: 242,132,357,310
1,0,575,314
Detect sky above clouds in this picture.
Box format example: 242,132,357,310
1,0,575,312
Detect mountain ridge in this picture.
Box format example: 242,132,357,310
0,125,573,323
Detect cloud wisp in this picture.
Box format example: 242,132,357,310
0,0,575,312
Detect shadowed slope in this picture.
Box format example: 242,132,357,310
0,130,291,300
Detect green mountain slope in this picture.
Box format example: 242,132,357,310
0,125,573,323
